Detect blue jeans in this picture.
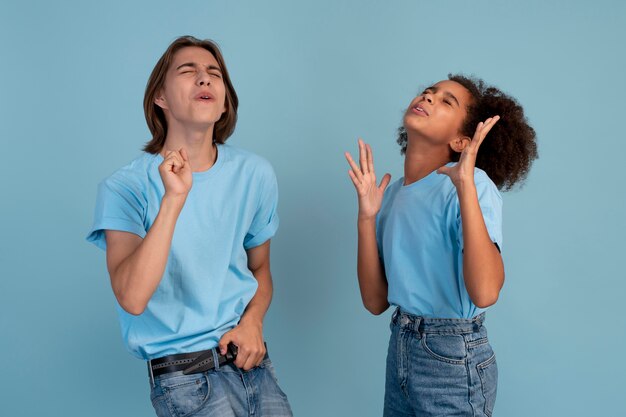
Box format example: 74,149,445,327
384,308,498,417
149,357,293,417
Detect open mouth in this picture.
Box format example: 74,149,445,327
195,92,215,101
412,105,429,116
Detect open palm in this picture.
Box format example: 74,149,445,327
438,116,500,187
345,139,391,220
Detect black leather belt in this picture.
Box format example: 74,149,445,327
148,343,238,378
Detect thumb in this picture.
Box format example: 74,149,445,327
179,147,189,162
378,173,392,191
218,331,234,355
437,166,451,176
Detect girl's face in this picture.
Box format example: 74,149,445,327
403,80,473,147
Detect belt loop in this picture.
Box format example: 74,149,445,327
415,316,423,335
392,307,400,324
473,313,485,332
212,348,220,370
147,360,155,388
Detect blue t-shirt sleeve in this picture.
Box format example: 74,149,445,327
457,175,503,251
243,166,279,249
86,176,147,251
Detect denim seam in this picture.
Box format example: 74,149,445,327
477,354,497,417
399,329,409,396
465,359,476,417
467,338,489,348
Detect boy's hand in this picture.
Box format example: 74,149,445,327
218,320,266,371
159,148,192,198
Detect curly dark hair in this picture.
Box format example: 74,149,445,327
396,74,538,191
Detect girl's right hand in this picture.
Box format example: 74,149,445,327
345,139,391,220
158,148,193,198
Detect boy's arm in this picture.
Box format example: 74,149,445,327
105,149,191,315
219,240,272,370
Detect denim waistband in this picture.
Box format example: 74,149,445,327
391,307,485,334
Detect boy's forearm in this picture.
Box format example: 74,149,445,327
240,264,273,327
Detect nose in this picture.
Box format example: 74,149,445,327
197,73,211,86
423,92,433,104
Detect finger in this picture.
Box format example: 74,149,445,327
179,147,189,162
437,166,451,176
366,144,375,175
358,139,368,174
242,349,262,371
218,333,233,355
168,157,184,173
345,152,364,180
348,169,362,188
165,154,184,170
474,115,500,148
256,345,267,367
234,350,249,369
378,173,391,191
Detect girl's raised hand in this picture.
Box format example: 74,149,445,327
345,139,391,220
437,116,500,188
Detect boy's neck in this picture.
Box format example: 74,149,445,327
162,123,218,172
403,138,451,186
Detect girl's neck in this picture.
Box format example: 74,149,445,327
162,122,217,172
403,137,451,186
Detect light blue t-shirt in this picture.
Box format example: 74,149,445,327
86,143,279,360
376,164,502,319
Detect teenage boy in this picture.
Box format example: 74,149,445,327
87,36,292,417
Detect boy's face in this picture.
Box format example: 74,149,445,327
154,46,227,131
403,80,472,146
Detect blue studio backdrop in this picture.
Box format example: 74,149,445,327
1,1,625,416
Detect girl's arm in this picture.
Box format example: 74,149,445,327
457,184,504,307
438,116,504,308
345,139,392,315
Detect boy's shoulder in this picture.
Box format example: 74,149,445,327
221,144,275,176
102,152,159,189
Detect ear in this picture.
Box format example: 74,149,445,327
449,135,471,153
154,91,168,110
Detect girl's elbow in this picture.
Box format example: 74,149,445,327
363,299,389,315
472,291,500,308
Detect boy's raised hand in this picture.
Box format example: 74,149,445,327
159,148,193,198
345,139,391,220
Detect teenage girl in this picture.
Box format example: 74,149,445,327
345,74,537,416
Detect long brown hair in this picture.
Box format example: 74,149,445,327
143,36,239,154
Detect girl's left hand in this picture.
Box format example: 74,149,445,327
437,115,500,188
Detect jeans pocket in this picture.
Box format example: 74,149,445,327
477,354,498,417
420,333,467,364
258,358,290,401
161,373,211,417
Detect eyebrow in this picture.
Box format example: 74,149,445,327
176,62,222,72
424,86,460,107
